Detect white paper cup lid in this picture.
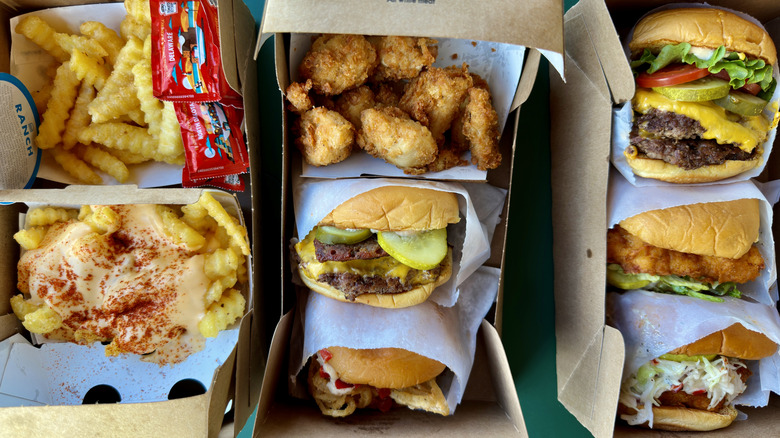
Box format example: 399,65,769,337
0,73,40,190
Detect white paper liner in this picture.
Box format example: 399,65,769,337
0,190,250,406
293,177,506,307
291,265,500,415
608,170,777,305
610,3,780,187
9,4,182,187
607,290,780,408
289,33,525,181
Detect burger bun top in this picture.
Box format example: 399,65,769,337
629,7,777,66
667,323,778,360
325,346,446,389
619,199,760,259
318,186,460,232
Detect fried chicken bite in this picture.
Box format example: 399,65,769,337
372,82,404,108
369,36,438,82
399,64,473,144
285,79,313,114
295,107,355,166
453,87,502,170
299,34,378,96
356,106,437,174
334,85,375,130
424,144,468,173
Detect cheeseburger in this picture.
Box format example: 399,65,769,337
308,346,449,417
626,7,778,183
607,199,765,301
618,323,778,431
293,186,460,308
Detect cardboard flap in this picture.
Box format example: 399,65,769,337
550,8,616,437
510,49,541,112
217,0,239,93
480,320,527,435
557,326,624,438
0,395,211,436
259,0,562,57
565,0,634,104
253,311,292,429
0,185,207,204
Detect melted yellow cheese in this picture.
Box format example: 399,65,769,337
633,88,768,152
295,230,433,285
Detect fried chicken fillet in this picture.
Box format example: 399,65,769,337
607,225,764,285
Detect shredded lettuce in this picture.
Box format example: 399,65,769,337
606,264,741,301
631,43,775,94
620,356,748,428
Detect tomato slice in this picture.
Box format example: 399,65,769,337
636,64,710,88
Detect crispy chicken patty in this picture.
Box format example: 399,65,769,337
607,226,764,284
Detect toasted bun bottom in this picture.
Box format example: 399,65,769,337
619,403,738,431
618,197,761,259
625,153,760,184
668,323,778,360
326,346,446,389
628,8,777,65
319,186,461,232
300,249,452,309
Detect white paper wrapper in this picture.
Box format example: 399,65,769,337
610,3,780,187
9,5,182,187
608,170,777,305
293,177,506,307
607,290,780,408
290,34,525,181
291,265,500,415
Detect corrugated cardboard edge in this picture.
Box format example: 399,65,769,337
550,0,629,436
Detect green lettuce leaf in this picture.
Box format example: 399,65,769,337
606,264,742,302
631,43,775,93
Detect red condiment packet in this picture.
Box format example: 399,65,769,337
175,100,249,180
182,167,246,191
150,0,232,102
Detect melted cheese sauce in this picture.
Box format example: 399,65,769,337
18,205,210,364
633,88,769,152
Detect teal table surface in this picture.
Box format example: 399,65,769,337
239,0,591,436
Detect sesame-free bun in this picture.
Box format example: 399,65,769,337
619,403,739,431
325,346,446,389
667,323,778,360
619,199,760,259
629,8,777,66
299,250,453,309
319,186,460,232
624,153,761,184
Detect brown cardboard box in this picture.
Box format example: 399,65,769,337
551,1,780,436
0,0,260,435
252,0,564,434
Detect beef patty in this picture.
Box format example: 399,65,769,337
314,235,388,262
630,109,756,170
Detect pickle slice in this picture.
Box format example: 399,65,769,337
713,91,768,116
376,228,447,270
652,77,730,102
315,226,372,245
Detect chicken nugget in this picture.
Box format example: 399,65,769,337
369,36,438,82
285,79,314,114
356,107,437,174
399,64,473,144
299,34,377,95
453,87,502,170
335,85,375,130
295,107,355,166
